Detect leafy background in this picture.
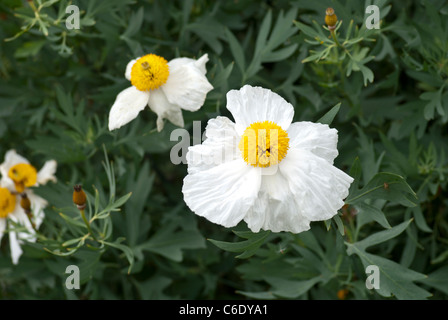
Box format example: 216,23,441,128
0,0,447,300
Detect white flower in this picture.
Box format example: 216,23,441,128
0,150,57,264
108,53,214,132
182,85,354,233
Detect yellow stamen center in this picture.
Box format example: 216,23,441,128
0,187,16,218
8,163,37,193
238,121,289,167
130,54,169,91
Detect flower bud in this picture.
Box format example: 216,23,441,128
337,288,349,300
325,7,338,30
73,184,87,210
20,193,32,214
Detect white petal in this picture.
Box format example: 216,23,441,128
147,88,184,132
279,148,353,221
108,86,150,131
0,150,30,190
125,58,138,81
9,230,23,265
27,191,48,230
226,85,294,135
37,160,57,185
10,205,36,243
0,149,29,177
186,116,240,174
168,53,209,75
183,159,261,228
0,218,5,243
244,171,311,233
288,121,339,164
161,58,213,111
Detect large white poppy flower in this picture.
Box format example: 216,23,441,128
108,53,214,132
182,85,354,233
0,150,57,264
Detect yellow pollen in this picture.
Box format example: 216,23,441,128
8,163,37,193
130,54,169,91
0,187,16,218
238,121,289,168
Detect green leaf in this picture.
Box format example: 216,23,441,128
346,172,418,207
14,40,46,58
138,226,206,262
349,219,412,252
421,87,445,120
346,247,431,299
346,220,431,299
225,28,246,74
102,238,134,274
317,103,341,125
263,276,320,298
121,7,144,38
355,202,391,229
420,266,448,295
59,212,87,229
208,230,270,259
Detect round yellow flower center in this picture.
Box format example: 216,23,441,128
0,187,16,218
8,163,37,193
238,121,289,167
130,54,169,91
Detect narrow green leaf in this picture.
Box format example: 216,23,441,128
317,103,341,125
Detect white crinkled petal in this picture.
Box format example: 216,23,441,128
279,148,353,222
147,88,184,132
288,121,339,164
9,230,23,265
244,171,311,233
108,86,150,131
161,57,213,111
125,58,138,81
168,54,209,75
183,159,261,228
186,116,240,174
226,85,295,135
37,160,57,185
0,218,5,243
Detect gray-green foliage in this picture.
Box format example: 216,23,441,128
0,0,447,300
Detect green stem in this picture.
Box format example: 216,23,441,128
330,29,342,48
80,209,97,241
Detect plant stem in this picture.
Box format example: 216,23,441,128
80,209,97,241
330,29,342,48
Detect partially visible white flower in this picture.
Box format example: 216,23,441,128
182,85,354,234
0,150,57,264
108,53,213,132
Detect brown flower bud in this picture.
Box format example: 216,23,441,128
325,7,338,30
20,193,31,214
73,184,87,210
